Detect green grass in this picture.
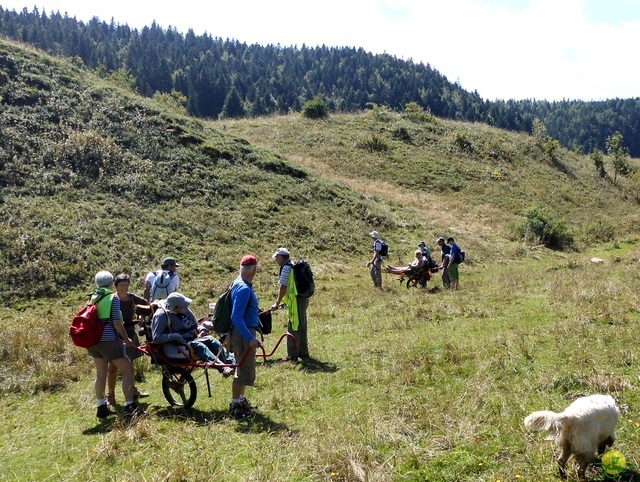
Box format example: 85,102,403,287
2,245,640,481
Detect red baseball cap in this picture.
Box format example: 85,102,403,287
240,255,258,266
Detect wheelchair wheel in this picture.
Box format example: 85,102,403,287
162,369,197,408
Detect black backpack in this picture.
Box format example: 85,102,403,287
292,260,315,298
379,241,389,257
427,256,438,270
211,287,234,336
454,249,466,264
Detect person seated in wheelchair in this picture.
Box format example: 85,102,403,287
384,250,428,278
151,292,235,377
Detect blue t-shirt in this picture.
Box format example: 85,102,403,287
230,275,260,341
449,243,461,263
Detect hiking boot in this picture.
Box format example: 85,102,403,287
133,387,149,399
124,403,146,419
107,392,116,406
238,398,257,410
222,367,234,378
229,402,252,420
96,404,114,419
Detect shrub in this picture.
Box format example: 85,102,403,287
577,221,616,245
356,134,389,152
366,102,392,122
391,126,412,143
453,129,473,152
403,101,437,123
512,205,573,250
590,149,606,178
301,95,329,119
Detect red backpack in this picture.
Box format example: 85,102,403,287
69,293,110,348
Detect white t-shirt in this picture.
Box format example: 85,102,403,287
373,239,382,256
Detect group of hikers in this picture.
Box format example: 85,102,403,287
84,233,460,421
368,231,463,290
85,249,311,421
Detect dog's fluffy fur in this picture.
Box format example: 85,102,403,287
524,394,619,480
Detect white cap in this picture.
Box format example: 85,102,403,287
369,231,379,239
272,247,291,258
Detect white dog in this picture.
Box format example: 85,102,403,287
524,394,620,480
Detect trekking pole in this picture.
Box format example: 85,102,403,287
204,369,212,398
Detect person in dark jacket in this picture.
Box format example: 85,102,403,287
437,236,452,289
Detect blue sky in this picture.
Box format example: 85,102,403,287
1,0,639,101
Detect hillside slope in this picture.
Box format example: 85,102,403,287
0,39,397,302
224,110,640,250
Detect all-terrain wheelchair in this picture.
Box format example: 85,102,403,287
384,256,440,288
134,305,292,409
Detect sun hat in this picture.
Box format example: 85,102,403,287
369,231,379,239
240,255,258,266
165,292,192,310
272,247,290,258
162,257,181,268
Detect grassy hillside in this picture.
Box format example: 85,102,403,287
0,39,400,303
224,110,640,251
1,39,640,482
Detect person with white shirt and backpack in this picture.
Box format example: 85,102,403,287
367,231,384,289
144,257,181,301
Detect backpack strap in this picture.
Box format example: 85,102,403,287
160,305,172,333
89,292,111,322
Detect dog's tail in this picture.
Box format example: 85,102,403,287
524,410,563,438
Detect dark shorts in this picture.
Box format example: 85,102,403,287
88,340,128,362
230,327,256,386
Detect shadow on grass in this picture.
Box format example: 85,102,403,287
151,405,293,434
617,469,640,482
233,411,294,435
586,465,640,482
82,402,152,434
152,405,223,425
260,356,338,374
300,357,339,374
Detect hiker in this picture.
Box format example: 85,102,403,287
88,271,141,419
228,255,262,419
270,247,310,362
367,231,383,288
447,237,462,290
106,273,149,406
418,241,430,258
144,257,181,302
437,237,452,289
151,293,234,376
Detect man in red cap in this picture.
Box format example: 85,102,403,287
228,254,262,419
